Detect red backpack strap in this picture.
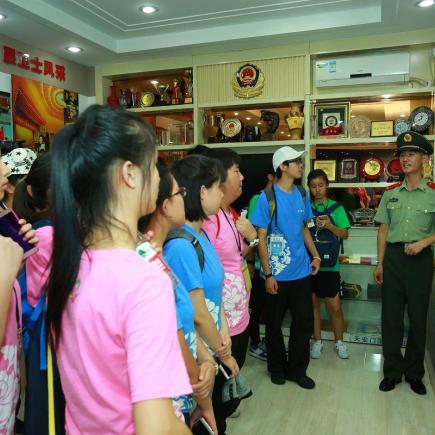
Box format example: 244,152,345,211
229,206,239,221
426,181,435,189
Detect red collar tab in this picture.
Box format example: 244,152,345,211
385,182,402,191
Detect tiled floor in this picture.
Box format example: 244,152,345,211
227,342,435,435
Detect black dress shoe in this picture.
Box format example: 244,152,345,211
405,377,426,395
379,377,401,392
270,373,286,385
287,375,316,389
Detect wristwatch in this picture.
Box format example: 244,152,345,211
264,273,273,279
249,238,259,247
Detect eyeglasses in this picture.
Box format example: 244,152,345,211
285,157,303,165
170,186,187,198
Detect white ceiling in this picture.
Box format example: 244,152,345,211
0,0,434,66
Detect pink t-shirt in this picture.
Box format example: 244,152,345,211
202,209,250,336
26,225,53,307
57,249,191,435
0,283,21,435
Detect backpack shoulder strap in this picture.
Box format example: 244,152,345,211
325,201,342,215
263,186,277,233
165,228,205,271
296,184,307,201
263,186,276,219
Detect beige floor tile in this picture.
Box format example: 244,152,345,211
227,342,435,435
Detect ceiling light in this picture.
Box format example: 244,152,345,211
280,131,284,135
141,5,158,14
66,46,82,53
257,122,261,125
150,80,159,85
382,94,392,99
417,0,434,7
0,14,6,20
234,112,239,116
246,117,251,121
400,114,406,117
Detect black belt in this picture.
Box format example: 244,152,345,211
387,242,417,248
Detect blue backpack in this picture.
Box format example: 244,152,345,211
310,202,344,268
18,220,65,435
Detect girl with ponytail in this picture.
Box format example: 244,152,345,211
46,105,192,435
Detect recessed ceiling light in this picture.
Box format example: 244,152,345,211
150,80,159,85
280,131,284,135
382,94,392,99
400,114,406,117
246,117,251,121
66,46,82,53
234,112,239,116
257,122,261,125
0,14,6,20
141,5,158,14
417,0,434,7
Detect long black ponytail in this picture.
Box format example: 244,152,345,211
46,105,156,347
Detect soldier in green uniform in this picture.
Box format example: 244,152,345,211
374,131,435,395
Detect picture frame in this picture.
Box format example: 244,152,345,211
313,102,350,138
314,159,337,182
370,120,394,137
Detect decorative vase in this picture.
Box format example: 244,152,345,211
107,85,119,107
285,103,304,140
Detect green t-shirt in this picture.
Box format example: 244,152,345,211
311,199,351,272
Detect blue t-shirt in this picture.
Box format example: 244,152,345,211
251,183,313,281
164,224,224,331
172,277,197,413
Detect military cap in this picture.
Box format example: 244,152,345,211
395,131,433,156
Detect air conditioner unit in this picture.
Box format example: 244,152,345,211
315,52,410,87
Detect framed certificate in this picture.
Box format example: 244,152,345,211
314,159,337,182
370,121,394,137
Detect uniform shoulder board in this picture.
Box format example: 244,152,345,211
385,182,402,191
426,181,435,189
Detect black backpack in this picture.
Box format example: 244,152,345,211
310,202,344,268
165,227,205,271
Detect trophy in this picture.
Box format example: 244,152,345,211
130,87,139,108
183,69,193,104
171,78,182,105
119,88,129,108
151,81,169,105
285,103,304,140
260,110,280,141
203,113,224,143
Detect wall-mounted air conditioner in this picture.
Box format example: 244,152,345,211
315,52,410,87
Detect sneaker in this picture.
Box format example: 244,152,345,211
229,409,241,418
310,340,323,359
335,341,349,359
249,340,267,361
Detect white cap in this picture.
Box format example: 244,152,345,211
1,148,37,175
272,146,305,172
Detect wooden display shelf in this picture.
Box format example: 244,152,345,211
127,104,194,114
198,97,304,109
329,182,394,188
310,135,435,145
157,139,304,152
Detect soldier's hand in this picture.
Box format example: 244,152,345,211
404,241,425,256
265,276,278,294
373,264,383,284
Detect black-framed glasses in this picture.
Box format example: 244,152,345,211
170,186,187,198
284,157,303,165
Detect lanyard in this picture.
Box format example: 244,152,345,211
220,208,242,255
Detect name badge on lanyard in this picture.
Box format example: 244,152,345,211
268,235,285,256
241,260,252,292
